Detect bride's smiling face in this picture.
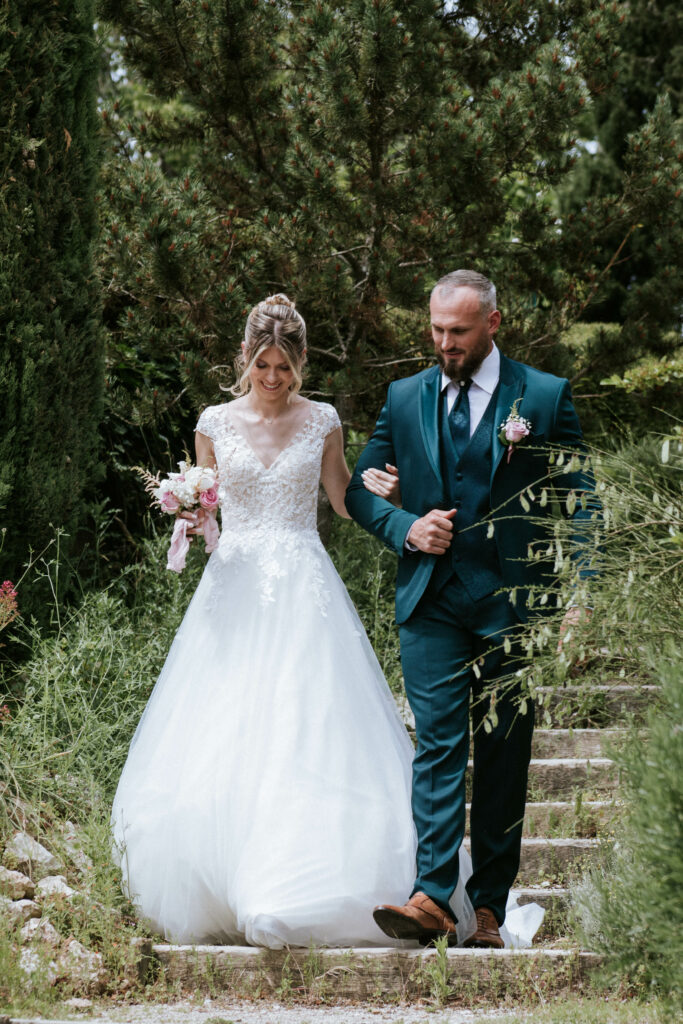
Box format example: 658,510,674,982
246,345,295,401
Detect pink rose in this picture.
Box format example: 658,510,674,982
160,491,182,513
504,420,530,444
199,487,219,510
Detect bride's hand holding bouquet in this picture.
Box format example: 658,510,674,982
138,461,220,572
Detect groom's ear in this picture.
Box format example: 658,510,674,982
488,310,501,334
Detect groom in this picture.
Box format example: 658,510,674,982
346,270,598,948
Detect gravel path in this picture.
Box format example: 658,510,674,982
9,998,520,1024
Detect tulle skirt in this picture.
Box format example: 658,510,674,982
111,540,540,948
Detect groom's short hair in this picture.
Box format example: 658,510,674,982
431,270,497,316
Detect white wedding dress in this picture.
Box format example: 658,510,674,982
111,400,542,949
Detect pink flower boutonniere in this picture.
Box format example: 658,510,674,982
498,401,532,463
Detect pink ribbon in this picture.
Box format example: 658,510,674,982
203,514,219,553
167,518,190,573
167,513,219,572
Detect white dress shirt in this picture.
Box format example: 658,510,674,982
441,341,500,436
404,343,501,550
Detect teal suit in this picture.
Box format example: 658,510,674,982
346,354,598,922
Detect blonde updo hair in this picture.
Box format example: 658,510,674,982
230,293,307,398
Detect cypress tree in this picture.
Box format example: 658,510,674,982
0,0,105,618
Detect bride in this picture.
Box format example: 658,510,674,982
111,294,541,949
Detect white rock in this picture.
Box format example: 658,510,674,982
64,997,93,1009
0,865,35,899
20,916,62,946
59,938,108,994
36,874,76,899
3,831,62,879
1,896,42,923
19,947,59,985
63,837,94,874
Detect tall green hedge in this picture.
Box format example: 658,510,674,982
0,0,104,620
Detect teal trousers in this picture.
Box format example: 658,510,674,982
399,575,534,925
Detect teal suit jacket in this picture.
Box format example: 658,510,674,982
345,355,599,625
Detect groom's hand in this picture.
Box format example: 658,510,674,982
406,509,457,554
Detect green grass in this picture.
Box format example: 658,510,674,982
0,533,207,1008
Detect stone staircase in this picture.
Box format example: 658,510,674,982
141,681,649,1003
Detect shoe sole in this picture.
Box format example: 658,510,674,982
463,938,505,949
373,907,458,945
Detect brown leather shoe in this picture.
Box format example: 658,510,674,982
373,892,458,944
463,906,504,949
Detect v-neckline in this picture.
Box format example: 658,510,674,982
225,407,315,472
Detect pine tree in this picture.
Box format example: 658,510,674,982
98,0,682,437
559,0,683,321
0,0,105,617
553,0,683,427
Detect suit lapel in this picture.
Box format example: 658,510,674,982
418,367,442,483
490,355,526,487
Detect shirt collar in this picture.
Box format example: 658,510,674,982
440,341,500,395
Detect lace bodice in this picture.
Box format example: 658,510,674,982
195,400,341,608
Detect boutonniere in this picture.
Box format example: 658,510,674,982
498,400,532,463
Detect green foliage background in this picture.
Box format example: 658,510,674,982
0,0,105,617
93,0,682,554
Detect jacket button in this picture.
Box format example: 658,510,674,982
456,472,463,481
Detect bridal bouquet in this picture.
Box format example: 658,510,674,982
138,461,220,572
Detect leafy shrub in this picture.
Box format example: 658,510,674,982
572,654,683,1004
495,432,683,724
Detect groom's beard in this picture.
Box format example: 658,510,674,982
435,346,486,382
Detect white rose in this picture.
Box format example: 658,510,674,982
174,481,196,506
184,466,203,490
196,467,216,490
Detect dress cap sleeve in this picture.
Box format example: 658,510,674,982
195,406,215,439
319,402,341,438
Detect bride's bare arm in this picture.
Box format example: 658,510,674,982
320,427,352,518
195,430,217,471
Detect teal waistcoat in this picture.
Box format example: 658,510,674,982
431,386,503,600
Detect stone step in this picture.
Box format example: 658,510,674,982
466,800,618,838
398,685,656,732
531,728,623,759
150,943,601,1000
522,800,617,837
518,838,600,883
526,758,617,799
463,837,601,883
466,758,616,801
515,886,569,912
536,684,658,726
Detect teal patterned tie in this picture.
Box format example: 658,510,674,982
448,378,472,456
